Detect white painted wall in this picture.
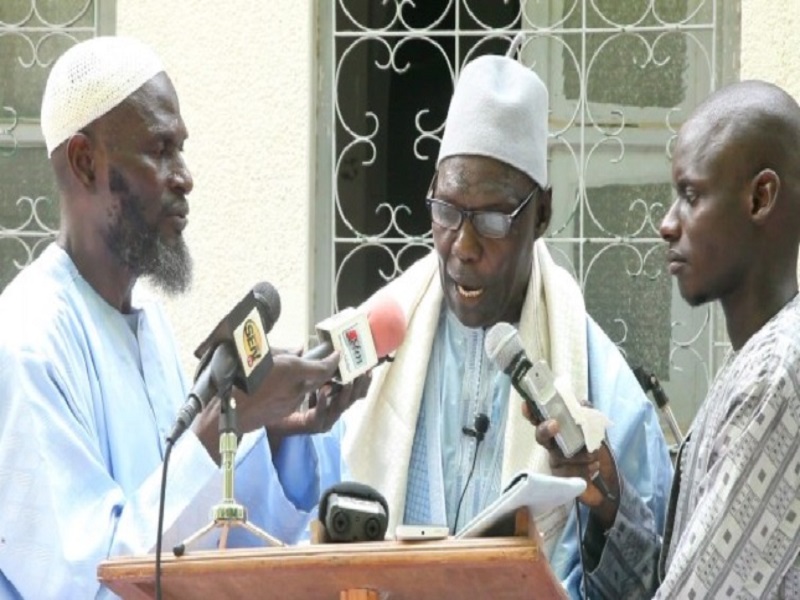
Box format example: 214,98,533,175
117,1,317,373
115,0,800,376
741,0,800,96
739,0,800,282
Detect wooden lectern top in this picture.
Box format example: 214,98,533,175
98,509,568,600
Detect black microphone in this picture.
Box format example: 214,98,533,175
484,322,616,502
462,413,490,442
318,481,389,543
453,412,491,533
167,282,281,444
633,366,683,445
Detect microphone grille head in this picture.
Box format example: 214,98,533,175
484,322,524,372
253,281,281,332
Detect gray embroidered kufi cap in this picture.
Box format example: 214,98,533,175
437,55,549,188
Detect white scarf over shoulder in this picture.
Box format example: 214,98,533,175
343,240,588,533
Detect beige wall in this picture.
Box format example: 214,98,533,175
741,0,800,96
739,0,800,283
117,1,317,373
117,0,800,375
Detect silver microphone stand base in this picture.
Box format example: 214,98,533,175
173,396,284,557
173,502,283,556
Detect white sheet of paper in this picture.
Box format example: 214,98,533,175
455,471,586,539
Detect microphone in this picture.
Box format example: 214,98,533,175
484,322,616,502
633,366,683,445
318,481,390,543
303,294,407,383
454,412,491,532
462,413,490,442
167,282,281,444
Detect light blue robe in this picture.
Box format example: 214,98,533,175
0,244,337,599
402,307,673,599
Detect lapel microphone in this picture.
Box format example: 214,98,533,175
462,412,490,442
454,412,491,533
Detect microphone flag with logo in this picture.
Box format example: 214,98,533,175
304,294,406,383
167,282,281,443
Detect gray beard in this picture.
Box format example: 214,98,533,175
105,167,193,296
145,234,193,296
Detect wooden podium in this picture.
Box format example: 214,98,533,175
98,509,568,599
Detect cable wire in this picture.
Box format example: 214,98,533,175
154,439,174,600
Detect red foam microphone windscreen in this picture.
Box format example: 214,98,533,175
365,295,406,357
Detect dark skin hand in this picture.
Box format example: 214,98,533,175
266,370,372,456
192,349,343,463
524,403,621,531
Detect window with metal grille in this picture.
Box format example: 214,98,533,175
315,0,740,434
0,1,115,290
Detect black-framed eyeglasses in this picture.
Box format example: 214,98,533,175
425,175,538,239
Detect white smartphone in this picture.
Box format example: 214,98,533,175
394,524,450,541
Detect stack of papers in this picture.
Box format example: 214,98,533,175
456,471,586,538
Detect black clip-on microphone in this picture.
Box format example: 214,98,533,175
454,413,491,533
462,413,490,442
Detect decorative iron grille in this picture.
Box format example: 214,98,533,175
316,0,740,432
0,1,114,290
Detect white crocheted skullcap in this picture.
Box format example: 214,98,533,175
438,54,549,188
41,36,165,156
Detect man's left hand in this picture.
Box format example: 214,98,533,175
266,371,371,454
524,403,621,530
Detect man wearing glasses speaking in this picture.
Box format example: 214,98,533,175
338,49,673,597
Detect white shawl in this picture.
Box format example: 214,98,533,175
343,240,589,535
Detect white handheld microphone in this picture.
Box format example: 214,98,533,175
485,322,586,457
485,322,615,501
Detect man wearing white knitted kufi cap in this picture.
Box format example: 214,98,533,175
342,46,671,600
41,36,165,157
0,36,351,599
42,35,192,297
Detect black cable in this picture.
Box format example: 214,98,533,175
155,438,174,600
452,435,485,534
575,498,590,599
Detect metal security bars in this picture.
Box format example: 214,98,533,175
0,1,114,290
316,0,740,431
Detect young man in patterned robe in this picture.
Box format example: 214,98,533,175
536,79,800,598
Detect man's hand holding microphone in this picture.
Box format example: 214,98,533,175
174,282,407,461
485,322,621,531
264,292,407,453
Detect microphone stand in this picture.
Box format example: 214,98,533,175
173,393,283,556
633,366,683,454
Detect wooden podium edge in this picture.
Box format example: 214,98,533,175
98,508,568,599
